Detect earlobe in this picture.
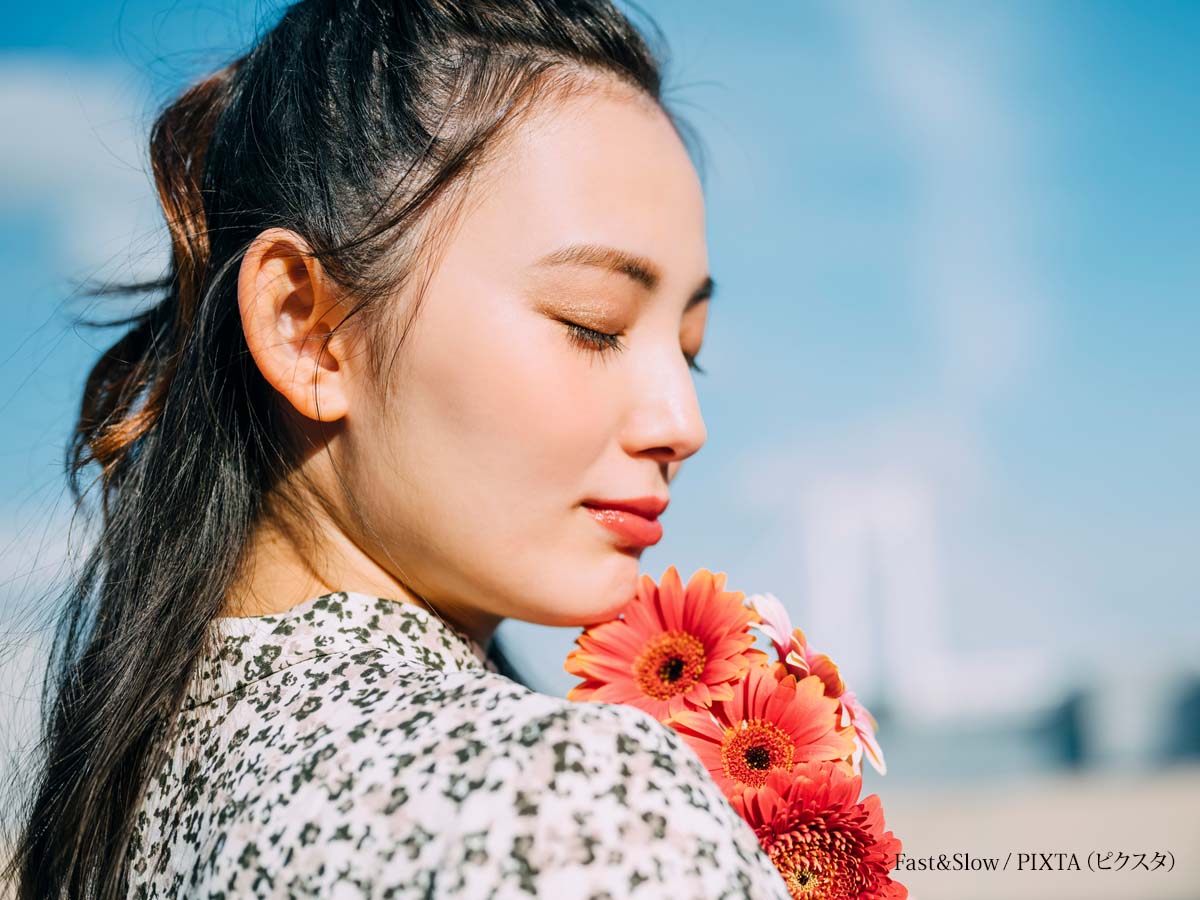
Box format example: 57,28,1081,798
237,228,351,423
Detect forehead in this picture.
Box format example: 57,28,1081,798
437,84,708,292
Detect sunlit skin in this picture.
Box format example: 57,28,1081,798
227,79,712,650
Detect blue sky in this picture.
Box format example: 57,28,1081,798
1,2,1197,738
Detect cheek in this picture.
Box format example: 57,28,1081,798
403,291,617,498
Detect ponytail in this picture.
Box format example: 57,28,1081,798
75,60,241,497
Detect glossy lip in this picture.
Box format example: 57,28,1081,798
580,495,670,518
581,495,669,548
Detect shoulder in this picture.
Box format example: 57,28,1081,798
434,696,792,898
161,652,790,897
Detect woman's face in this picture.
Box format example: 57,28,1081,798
341,85,711,641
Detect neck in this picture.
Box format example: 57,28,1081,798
224,506,503,650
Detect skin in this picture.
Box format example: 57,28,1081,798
227,81,711,650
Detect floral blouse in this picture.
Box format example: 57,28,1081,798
127,590,792,898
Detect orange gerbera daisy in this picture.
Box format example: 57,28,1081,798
732,762,907,900
749,591,887,776
666,665,857,797
564,566,767,720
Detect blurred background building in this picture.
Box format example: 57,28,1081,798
2,2,1197,897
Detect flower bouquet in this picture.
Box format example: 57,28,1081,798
564,565,906,899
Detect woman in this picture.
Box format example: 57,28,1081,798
6,1,792,897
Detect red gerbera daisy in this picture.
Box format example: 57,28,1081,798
564,565,767,720
666,665,857,797
733,762,907,900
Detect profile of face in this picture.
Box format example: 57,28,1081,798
239,82,711,645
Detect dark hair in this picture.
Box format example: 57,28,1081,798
2,1,699,895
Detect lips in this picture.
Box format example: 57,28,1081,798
582,496,668,548
581,496,669,518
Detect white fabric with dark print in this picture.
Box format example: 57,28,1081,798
127,590,791,898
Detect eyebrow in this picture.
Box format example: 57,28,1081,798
533,242,715,310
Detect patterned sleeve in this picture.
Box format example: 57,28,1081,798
430,700,793,899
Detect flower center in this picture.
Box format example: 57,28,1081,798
745,745,771,769
767,822,862,900
632,630,706,700
788,868,816,895
720,719,795,788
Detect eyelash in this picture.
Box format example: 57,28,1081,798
562,322,706,375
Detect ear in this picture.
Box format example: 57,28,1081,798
238,228,353,422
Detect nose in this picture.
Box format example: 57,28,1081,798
619,347,708,473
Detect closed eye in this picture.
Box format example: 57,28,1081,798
563,321,624,356
561,321,706,374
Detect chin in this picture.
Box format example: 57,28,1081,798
568,551,642,625
519,550,641,628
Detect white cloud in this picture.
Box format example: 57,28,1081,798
0,53,166,283
0,501,81,772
